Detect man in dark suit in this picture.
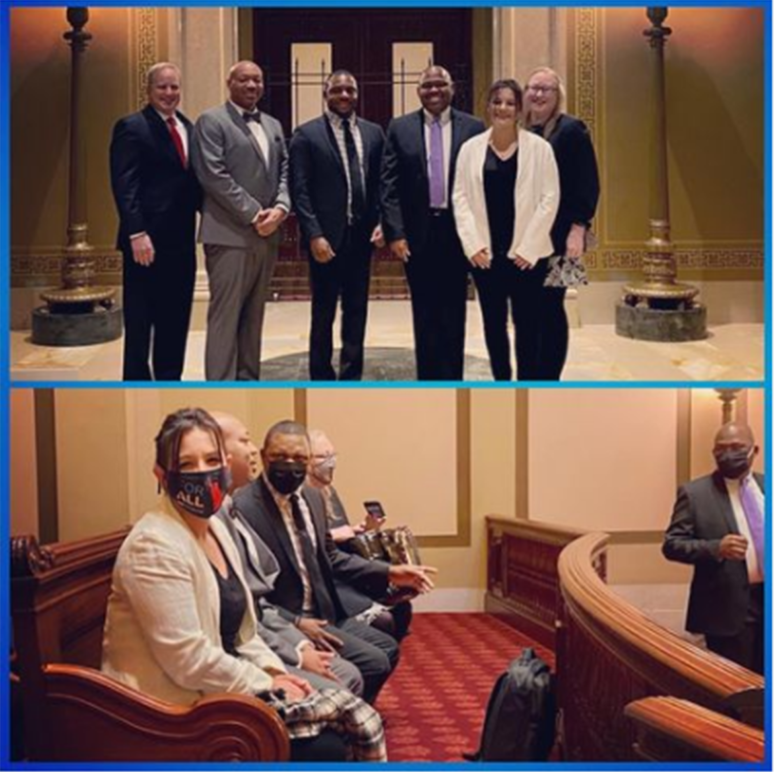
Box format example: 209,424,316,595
289,71,385,380
308,428,414,641
663,422,765,674
190,61,289,381
380,65,485,381
233,420,435,701
110,62,201,381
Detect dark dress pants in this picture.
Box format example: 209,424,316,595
371,600,413,642
472,255,566,381
308,224,372,381
705,583,764,675
404,211,469,381
329,616,400,703
122,246,195,381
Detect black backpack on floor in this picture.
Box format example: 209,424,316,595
463,647,556,762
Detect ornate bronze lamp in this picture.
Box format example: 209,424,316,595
31,7,122,346
715,388,742,425
615,7,707,341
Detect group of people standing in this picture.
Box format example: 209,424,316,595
102,408,436,761
110,59,599,383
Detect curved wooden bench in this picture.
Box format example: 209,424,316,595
11,531,290,762
557,532,763,761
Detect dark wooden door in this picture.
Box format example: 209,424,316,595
252,8,473,299
254,8,473,133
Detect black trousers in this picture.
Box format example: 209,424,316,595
705,583,764,675
372,600,413,642
471,255,568,381
291,730,347,761
308,225,372,381
404,212,469,381
122,247,195,381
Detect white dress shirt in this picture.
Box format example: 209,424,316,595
724,473,764,584
325,109,365,222
423,106,452,208
156,109,189,157
232,100,270,165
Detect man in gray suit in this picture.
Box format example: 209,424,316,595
191,61,290,380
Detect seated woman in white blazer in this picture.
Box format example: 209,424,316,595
453,79,560,381
101,407,386,762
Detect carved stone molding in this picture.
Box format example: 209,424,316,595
574,8,598,140
598,248,764,271
134,9,158,110
11,252,122,287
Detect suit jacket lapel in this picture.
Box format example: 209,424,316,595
255,477,303,576
322,116,347,181
711,472,740,534
416,109,429,183
143,105,182,168
226,101,269,170
304,488,329,559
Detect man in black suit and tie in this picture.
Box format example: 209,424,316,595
110,62,201,381
663,421,765,674
381,66,485,381
233,420,436,701
289,71,385,380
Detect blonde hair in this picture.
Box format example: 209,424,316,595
523,66,565,140
146,62,181,91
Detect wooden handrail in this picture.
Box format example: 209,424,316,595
625,696,764,762
556,532,763,761
558,533,763,701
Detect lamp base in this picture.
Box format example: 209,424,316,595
31,305,123,347
615,302,707,342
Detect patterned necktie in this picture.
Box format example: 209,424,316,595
342,117,365,220
289,493,337,621
429,117,445,208
740,477,765,578
166,116,187,167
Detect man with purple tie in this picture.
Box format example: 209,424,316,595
663,422,765,674
381,66,485,381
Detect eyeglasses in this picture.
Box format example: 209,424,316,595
526,85,558,94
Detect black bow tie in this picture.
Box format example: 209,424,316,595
243,111,261,123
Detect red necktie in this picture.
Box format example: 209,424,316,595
166,116,187,167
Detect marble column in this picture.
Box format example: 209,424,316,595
166,8,240,325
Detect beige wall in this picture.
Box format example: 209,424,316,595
11,387,764,597
10,390,39,537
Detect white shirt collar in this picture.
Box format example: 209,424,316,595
326,109,358,128
423,106,452,126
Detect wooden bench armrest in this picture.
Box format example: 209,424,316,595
39,664,290,762
625,696,764,763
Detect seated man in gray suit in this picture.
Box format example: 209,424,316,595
212,410,364,695
191,61,289,381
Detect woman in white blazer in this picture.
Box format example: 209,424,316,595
453,79,560,380
102,407,386,762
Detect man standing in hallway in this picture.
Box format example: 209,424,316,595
663,421,765,674
380,65,485,381
191,61,290,381
110,62,201,381
290,71,385,380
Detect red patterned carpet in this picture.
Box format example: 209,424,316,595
374,613,555,762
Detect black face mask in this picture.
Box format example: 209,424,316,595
267,460,307,496
165,467,230,519
714,448,753,480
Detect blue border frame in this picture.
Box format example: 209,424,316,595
1,1,771,770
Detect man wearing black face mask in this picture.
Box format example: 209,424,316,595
233,420,428,702
663,422,765,674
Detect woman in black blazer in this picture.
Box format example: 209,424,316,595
524,66,600,380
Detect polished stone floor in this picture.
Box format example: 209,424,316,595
11,300,765,382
